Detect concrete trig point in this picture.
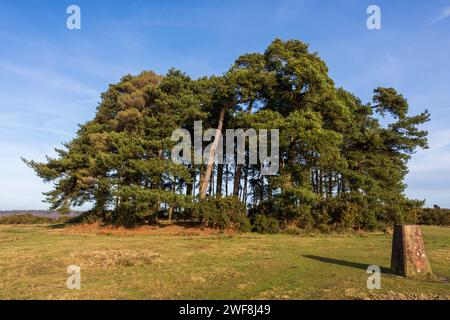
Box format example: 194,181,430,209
391,225,433,278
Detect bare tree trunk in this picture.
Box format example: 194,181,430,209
242,163,249,203
186,181,193,197
168,207,173,222
185,165,193,197
251,167,257,207
225,164,229,196
327,172,333,198
209,166,215,196
259,175,264,203
216,163,223,197
168,179,177,222
199,165,205,196
200,107,225,199
319,169,323,197
232,100,254,199
233,164,242,197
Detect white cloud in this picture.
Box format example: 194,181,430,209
0,121,72,137
0,60,100,98
0,95,98,122
431,6,450,24
409,128,450,171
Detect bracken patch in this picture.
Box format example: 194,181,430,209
56,222,235,237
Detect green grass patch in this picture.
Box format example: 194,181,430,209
0,225,448,299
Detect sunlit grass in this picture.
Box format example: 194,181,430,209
0,224,448,299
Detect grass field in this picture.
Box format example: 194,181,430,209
0,224,449,300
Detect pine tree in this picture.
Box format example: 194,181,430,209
24,39,430,229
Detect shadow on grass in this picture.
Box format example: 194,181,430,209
302,255,392,274
47,223,67,229
46,219,201,230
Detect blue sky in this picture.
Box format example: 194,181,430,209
0,0,449,210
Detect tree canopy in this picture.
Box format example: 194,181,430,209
25,39,430,230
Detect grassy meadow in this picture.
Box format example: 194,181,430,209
0,224,449,300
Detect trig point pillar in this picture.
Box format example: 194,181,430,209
391,225,433,277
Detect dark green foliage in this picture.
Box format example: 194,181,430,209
250,199,314,228
24,38,433,231
190,197,251,231
252,215,280,234
419,206,450,226
66,211,103,225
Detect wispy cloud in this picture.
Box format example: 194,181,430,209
0,96,98,122
406,128,450,206
0,60,100,98
409,128,450,164
0,121,72,137
431,6,450,24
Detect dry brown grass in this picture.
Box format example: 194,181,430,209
68,249,161,267
56,222,235,237
348,289,450,300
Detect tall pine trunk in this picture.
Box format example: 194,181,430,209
216,163,223,197
233,164,242,197
200,107,225,199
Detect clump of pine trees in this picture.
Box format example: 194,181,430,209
24,39,430,230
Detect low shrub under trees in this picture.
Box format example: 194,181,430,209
418,206,450,226
189,197,251,231
251,215,280,234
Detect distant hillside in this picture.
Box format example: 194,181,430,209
0,210,80,219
